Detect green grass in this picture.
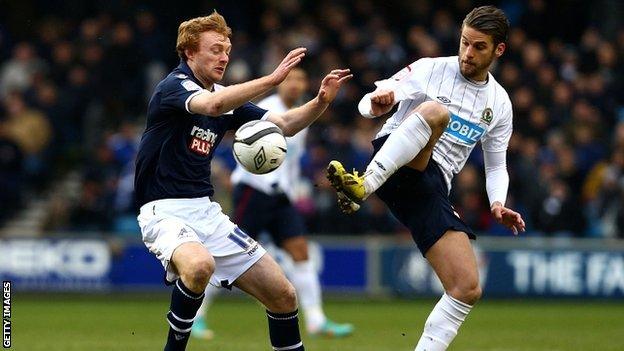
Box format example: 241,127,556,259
10,294,624,350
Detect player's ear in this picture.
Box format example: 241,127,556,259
185,48,195,61
495,42,506,58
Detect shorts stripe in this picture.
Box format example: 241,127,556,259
227,232,251,250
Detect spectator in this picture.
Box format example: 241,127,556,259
0,119,24,222
0,42,47,98
2,91,52,188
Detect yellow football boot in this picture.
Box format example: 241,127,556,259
326,160,367,211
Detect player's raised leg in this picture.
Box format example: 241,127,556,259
327,101,449,205
281,236,354,337
165,242,215,351
414,230,481,351
234,254,305,350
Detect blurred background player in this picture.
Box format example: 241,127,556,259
326,6,524,350
192,67,354,339
135,11,351,351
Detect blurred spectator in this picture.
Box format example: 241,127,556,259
593,148,624,239
68,141,118,232
366,30,406,76
534,178,586,237
2,91,52,188
0,42,47,98
453,164,492,232
135,10,170,102
102,21,145,121
325,121,370,172
0,119,24,222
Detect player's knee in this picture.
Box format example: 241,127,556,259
466,284,482,304
416,101,450,132
183,255,215,288
271,282,298,312
449,282,482,305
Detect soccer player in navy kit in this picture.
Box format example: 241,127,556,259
327,6,525,351
135,11,351,351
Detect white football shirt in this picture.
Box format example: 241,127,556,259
230,94,307,200
372,56,513,191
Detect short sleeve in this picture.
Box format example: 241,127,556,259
227,102,269,131
373,58,434,101
481,102,513,153
160,76,206,114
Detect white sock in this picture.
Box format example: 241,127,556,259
288,260,326,331
414,293,473,351
195,284,221,319
364,112,432,196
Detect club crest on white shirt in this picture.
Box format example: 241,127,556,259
481,107,494,125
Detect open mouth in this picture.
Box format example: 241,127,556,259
214,67,224,74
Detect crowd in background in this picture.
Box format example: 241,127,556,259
1,0,624,238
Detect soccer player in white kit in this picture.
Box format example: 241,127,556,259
326,6,525,350
192,68,353,339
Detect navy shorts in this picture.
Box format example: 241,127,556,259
232,183,306,245
372,136,476,255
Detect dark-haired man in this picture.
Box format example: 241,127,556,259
326,6,525,350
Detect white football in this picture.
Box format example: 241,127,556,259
233,120,287,174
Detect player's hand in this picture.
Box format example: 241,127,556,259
491,202,526,235
268,48,307,86
317,69,353,104
370,89,395,116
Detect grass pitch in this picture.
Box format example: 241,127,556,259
11,294,624,350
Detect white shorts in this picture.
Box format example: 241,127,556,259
137,196,266,287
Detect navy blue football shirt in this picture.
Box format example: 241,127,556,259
134,60,268,207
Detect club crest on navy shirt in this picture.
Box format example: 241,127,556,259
189,125,217,156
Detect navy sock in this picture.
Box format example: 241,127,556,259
164,279,204,351
266,309,304,351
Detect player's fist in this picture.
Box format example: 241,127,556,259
370,89,395,116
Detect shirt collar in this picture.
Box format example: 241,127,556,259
176,59,206,89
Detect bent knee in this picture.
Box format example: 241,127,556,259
448,283,482,305
182,255,215,286
270,283,298,312
415,101,450,131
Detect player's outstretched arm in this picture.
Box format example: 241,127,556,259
268,69,352,136
189,48,307,116
491,202,526,235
